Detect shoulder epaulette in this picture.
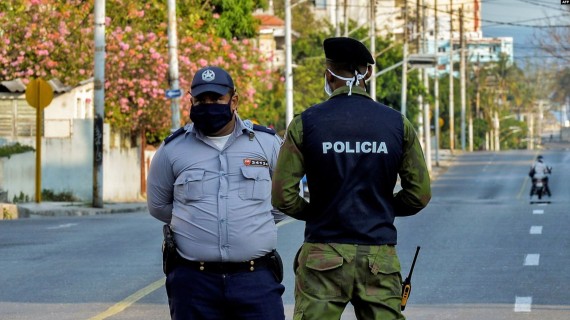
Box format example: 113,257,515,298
252,124,276,135
164,127,186,144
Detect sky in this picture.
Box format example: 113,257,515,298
481,0,568,64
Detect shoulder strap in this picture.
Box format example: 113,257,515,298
164,127,185,145
252,124,276,135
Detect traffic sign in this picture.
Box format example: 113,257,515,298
165,89,182,99
25,78,54,109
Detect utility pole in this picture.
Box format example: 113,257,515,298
336,0,341,36
93,0,105,208
401,0,408,117
285,0,294,126
529,113,534,150
370,0,376,101
448,0,455,151
434,0,440,166
495,110,501,151
417,0,424,149
476,55,480,120
167,0,180,132
343,0,348,36
537,99,544,147
460,5,466,151
422,1,431,171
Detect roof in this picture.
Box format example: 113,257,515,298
254,14,284,28
0,79,26,93
0,78,73,94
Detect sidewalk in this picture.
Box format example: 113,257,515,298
429,148,458,181
12,201,148,219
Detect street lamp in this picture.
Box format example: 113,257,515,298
285,0,293,127
406,54,438,69
374,54,437,78
285,0,310,128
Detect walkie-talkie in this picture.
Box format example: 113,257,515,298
401,246,421,311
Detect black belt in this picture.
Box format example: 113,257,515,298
177,252,273,274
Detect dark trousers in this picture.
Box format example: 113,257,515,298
166,264,285,320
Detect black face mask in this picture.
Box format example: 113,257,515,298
190,102,233,135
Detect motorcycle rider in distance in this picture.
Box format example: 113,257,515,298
529,155,552,198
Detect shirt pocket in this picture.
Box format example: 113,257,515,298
174,169,205,203
238,166,271,200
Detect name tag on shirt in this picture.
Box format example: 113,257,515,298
243,159,269,167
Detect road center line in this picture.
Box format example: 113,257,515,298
47,223,78,230
529,226,543,235
524,254,540,266
87,219,299,320
87,278,165,320
514,296,532,312
532,209,544,215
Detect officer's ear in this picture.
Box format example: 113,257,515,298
364,65,373,81
230,91,239,112
325,69,335,83
189,94,195,110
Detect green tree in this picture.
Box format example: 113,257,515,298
273,3,426,129
209,0,267,39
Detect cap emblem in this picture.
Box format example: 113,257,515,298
202,69,215,82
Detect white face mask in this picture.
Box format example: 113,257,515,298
324,74,333,96
324,68,369,96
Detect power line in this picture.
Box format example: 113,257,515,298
514,0,564,11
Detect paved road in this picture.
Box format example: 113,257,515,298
1,147,569,319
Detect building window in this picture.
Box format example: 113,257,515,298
315,0,326,9
76,98,82,118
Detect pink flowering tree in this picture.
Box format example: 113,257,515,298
0,0,284,145
104,25,171,143
0,0,93,83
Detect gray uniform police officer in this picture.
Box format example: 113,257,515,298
147,66,285,320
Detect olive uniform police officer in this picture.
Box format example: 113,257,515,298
147,66,285,320
272,37,431,319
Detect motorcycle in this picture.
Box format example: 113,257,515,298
530,178,550,200
531,178,547,200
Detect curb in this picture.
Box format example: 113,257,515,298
15,202,148,218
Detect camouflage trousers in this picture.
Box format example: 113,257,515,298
293,243,405,320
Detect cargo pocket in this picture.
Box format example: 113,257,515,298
365,246,402,297
238,166,271,200
300,244,345,298
173,169,205,203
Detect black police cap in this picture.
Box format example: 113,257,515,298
190,66,234,97
323,37,375,66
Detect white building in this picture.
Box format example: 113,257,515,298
0,78,142,203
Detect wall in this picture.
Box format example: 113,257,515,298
0,119,142,203
561,127,570,142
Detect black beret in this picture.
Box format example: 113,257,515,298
323,37,375,66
